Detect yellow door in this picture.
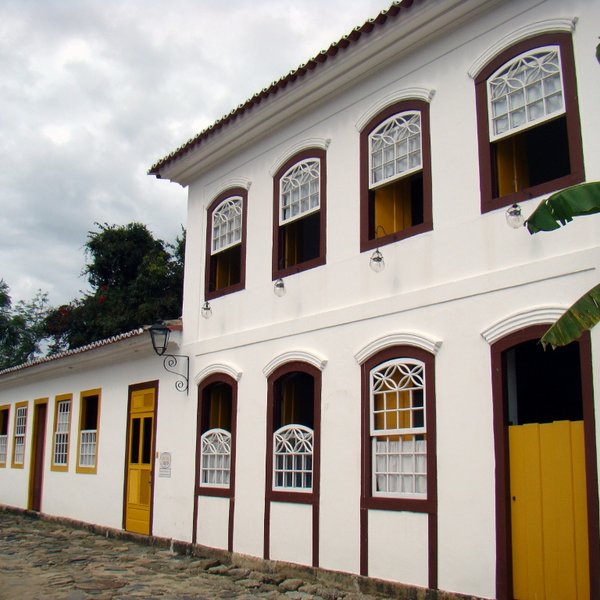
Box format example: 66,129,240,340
509,420,589,599
125,388,155,535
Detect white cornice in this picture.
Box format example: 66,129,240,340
468,17,578,79
354,332,442,364
194,362,242,385
262,350,328,377
355,88,435,132
269,138,331,177
480,306,566,345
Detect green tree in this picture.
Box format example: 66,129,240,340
0,280,50,369
45,223,185,351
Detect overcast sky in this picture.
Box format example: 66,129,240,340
0,0,387,307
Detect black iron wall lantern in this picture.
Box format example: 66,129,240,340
149,322,189,393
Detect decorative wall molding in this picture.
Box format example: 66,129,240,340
468,17,578,78
355,87,435,131
269,138,331,176
194,362,242,386
263,350,328,377
205,178,252,207
354,332,442,364
480,306,566,345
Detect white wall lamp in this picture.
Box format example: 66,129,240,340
274,278,286,297
201,301,213,319
506,203,525,228
369,225,387,273
149,322,189,393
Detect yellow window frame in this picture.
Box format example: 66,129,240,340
76,388,101,475
11,401,28,469
0,404,10,467
51,394,72,472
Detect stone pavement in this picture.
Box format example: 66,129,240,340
0,510,398,600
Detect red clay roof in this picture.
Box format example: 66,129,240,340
148,0,414,178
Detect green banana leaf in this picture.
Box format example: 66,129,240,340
525,181,600,234
541,283,600,349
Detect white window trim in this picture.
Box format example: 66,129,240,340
279,158,321,226
211,196,243,255
487,45,564,142
369,357,427,499
200,427,231,488
13,406,27,465
273,423,314,492
0,434,7,465
53,400,70,466
368,110,422,190
79,429,97,468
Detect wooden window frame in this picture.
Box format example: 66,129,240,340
475,32,584,214
0,404,10,468
361,346,436,513
11,401,28,469
272,148,327,279
204,187,248,300
76,389,101,475
195,374,238,498
360,99,433,253
51,394,72,472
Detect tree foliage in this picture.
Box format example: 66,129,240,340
0,280,50,370
45,223,185,352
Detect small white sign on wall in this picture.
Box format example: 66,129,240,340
159,452,172,478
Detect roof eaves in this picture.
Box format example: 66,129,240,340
148,0,411,178
0,328,146,378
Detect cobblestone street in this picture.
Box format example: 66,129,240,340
0,510,395,600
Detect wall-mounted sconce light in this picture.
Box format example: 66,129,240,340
505,203,525,229
369,248,385,273
149,322,189,393
274,278,286,297
201,301,213,319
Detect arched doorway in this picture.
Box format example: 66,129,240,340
490,326,599,599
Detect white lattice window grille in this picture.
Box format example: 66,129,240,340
0,434,7,464
211,197,243,254
13,406,27,465
273,424,313,491
53,401,70,466
79,430,97,468
279,159,320,225
488,46,564,141
200,428,231,487
370,358,426,498
369,111,422,188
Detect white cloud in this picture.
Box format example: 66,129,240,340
0,0,386,306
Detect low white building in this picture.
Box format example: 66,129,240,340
1,1,599,599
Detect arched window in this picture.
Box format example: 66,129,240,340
273,149,326,278
360,100,432,252
205,188,248,299
475,33,584,213
197,377,236,494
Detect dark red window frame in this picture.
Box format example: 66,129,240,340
359,99,433,253
204,187,248,300
272,148,327,279
475,32,584,214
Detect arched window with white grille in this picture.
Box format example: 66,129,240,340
273,424,313,491
200,428,231,487
475,33,584,211
205,188,247,299
370,358,427,498
360,100,432,253
273,149,326,278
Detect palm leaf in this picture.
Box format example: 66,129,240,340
525,181,600,234
541,283,600,348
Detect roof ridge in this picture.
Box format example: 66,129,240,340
148,0,409,177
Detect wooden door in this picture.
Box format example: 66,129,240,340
125,388,156,535
505,338,589,599
29,401,47,511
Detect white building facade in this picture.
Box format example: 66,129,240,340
1,1,599,599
